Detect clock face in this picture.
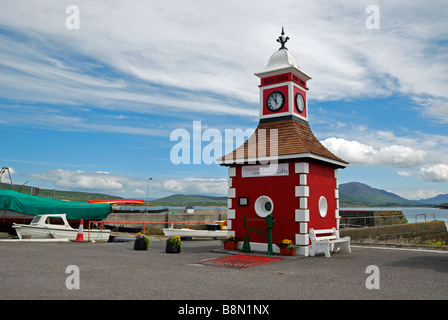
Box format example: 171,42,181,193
266,91,285,112
295,92,305,113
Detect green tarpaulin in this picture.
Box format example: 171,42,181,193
0,190,111,220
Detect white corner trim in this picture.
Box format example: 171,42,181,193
296,233,309,246
299,197,308,209
295,209,310,222
295,186,309,197
295,162,309,174
299,174,307,185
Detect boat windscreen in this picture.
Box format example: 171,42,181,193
31,216,41,224
46,216,66,225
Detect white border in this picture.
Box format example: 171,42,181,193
254,195,274,218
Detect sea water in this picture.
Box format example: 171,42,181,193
146,205,448,230
341,207,448,230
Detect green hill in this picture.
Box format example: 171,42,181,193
418,193,448,205
339,182,421,207
0,183,123,203
151,194,227,206
2,180,441,207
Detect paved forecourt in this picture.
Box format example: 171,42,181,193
0,238,447,300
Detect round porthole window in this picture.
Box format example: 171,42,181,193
254,196,274,218
318,196,328,218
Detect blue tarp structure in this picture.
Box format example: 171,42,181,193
0,190,111,220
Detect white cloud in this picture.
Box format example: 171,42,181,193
133,188,146,195
3,167,16,175
30,169,227,196
30,169,143,193
0,167,16,184
395,189,442,201
419,164,448,182
397,171,413,177
1,1,447,200
321,137,428,167
0,103,178,137
0,0,446,123
415,99,448,124
152,177,227,196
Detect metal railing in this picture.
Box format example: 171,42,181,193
340,213,437,229
87,220,216,241
414,213,436,223
339,214,409,229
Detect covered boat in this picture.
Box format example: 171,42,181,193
12,214,110,242
162,227,228,239
0,190,111,233
87,199,144,205
163,220,228,239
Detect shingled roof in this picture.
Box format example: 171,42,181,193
217,117,348,168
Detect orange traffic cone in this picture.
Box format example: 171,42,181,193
75,219,84,242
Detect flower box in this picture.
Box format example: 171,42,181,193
134,238,148,250
276,239,298,255
166,240,181,253
133,233,150,250
279,247,296,256
165,236,182,253
223,241,238,250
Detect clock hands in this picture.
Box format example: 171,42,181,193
267,91,285,111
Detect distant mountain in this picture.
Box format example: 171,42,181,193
2,180,444,208
339,182,420,207
152,183,444,207
418,193,448,205
0,183,123,203
152,194,227,206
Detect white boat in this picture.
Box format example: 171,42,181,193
12,214,110,243
162,227,228,239
163,220,228,239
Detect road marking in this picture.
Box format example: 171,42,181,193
352,245,448,254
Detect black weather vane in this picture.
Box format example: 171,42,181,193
276,27,289,50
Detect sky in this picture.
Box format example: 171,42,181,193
0,0,447,202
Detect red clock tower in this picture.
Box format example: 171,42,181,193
218,28,348,256
257,28,311,124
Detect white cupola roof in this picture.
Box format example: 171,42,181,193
260,48,300,73
255,27,311,81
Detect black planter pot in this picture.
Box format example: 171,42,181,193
134,239,148,250
165,240,181,253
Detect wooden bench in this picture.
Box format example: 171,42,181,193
309,228,351,258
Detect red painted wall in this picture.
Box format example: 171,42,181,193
230,161,297,244
230,161,337,246
307,162,337,230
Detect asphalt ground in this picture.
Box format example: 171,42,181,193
1,238,447,313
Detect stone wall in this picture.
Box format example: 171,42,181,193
339,210,407,228
105,210,447,243
340,221,448,245
105,210,227,235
